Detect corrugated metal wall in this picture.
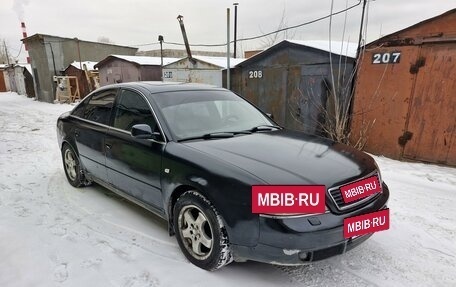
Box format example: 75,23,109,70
163,58,224,87
140,66,162,82
351,10,456,166
98,60,140,86
231,45,354,135
402,43,456,165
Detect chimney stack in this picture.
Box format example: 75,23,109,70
21,21,30,63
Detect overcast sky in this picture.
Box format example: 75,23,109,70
1,0,455,62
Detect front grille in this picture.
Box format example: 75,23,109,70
328,171,381,211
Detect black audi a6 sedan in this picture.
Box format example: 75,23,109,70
57,82,389,271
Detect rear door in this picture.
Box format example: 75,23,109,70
105,88,165,211
73,89,117,182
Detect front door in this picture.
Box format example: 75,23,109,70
105,88,165,211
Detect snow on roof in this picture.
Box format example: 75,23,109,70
18,63,32,75
165,56,246,69
111,55,180,66
286,40,358,58
193,56,245,69
70,61,98,71
9,63,32,75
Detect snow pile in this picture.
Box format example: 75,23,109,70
0,92,455,286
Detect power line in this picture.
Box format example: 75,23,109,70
163,41,225,47
236,0,362,43
13,43,23,59
132,1,362,48
131,42,160,47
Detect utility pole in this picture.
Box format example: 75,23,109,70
3,40,10,65
356,0,368,60
177,15,195,64
348,0,368,133
233,3,239,58
74,37,82,70
227,8,231,90
158,35,164,67
45,42,57,76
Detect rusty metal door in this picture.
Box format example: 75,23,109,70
403,43,456,164
297,65,329,134
350,46,420,159
242,66,287,125
0,71,6,92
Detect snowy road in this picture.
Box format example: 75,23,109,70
1,92,455,287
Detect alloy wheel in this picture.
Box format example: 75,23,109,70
178,204,214,260
64,148,77,181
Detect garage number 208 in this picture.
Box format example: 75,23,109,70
248,70,263,79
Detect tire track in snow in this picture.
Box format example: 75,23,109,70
47,171,185,263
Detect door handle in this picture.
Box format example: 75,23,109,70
74,129,80,137
105,143,112,150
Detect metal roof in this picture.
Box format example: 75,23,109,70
164,56,245,69
69,61,98,71
0,63,32,75
286,40,358,58
109,55,180,66
20,33,138,50
192,56,245,69
237,39,357,67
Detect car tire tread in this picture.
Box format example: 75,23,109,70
174,190,233,271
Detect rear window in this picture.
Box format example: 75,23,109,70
80,90,116,125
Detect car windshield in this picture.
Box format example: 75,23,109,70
150,90,275,140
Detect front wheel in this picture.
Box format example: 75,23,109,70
61,144,87,187
173,191,233,271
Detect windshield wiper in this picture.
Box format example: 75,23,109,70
249,124,282,133
178,131,251,142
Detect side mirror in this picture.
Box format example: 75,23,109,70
266,113,274,120
131,124,161,140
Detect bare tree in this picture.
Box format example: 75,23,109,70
286,58,373,149
284,0,382,150
0,39,13,64
259,8,296,48
97,36,114,44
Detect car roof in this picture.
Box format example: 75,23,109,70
98,81,227,94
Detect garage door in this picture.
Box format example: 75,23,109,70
403,43,456,165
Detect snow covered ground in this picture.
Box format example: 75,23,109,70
0,92,455,287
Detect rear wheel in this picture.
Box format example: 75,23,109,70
173,191,233,271
61,144,87,187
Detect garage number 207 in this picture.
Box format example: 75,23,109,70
372,52,401,64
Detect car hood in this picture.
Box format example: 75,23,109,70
182,130,376,187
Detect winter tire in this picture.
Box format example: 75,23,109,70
173,191,233,271
61,143,86,187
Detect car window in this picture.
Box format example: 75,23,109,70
113,89,157,132
82,90,116,125
153,90,274,140
71,100,87,118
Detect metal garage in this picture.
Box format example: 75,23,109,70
231,40,357,135
350,9,456,166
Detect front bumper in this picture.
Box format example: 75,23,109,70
231,183,389,265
